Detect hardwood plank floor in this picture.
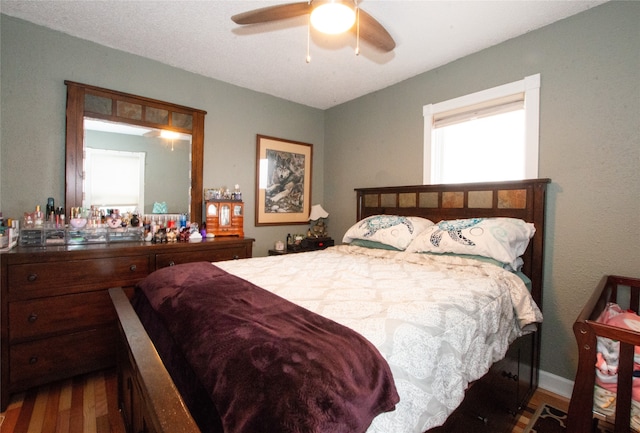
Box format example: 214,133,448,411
1,369,569,433
0,369,125,433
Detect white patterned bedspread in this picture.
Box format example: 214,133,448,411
215,245,542,433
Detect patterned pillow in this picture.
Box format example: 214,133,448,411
405,217,535,269
343,215,434,250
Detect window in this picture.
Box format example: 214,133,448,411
423,74,540,184
84,148,146,213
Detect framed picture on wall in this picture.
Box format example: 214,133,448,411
255,134,312,226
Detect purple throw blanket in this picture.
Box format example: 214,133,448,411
136,261,399,433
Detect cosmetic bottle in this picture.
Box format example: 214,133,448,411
34,205,44,227
46,197,55,221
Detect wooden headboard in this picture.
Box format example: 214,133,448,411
354,178,550,308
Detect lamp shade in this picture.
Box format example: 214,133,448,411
310,1,356,35
308,204,329,221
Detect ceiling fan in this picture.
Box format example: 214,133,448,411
231,0,396,53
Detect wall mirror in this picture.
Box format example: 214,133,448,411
65,81,206,225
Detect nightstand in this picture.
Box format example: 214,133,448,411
268,237,334,256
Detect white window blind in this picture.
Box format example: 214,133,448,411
84,148,145,210
433,93,524,128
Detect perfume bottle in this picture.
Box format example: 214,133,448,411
34,205,44,227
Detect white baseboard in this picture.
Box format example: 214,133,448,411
538,369,575,399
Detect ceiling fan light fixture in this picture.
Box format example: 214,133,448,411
310,1,356,35
159,130,181,140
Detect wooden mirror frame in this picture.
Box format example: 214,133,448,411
64,81,206,225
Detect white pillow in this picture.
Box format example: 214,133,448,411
406,217,535,269
343,215,434,251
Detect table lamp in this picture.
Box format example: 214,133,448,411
308,204,329,238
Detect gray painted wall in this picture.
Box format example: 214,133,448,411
0,14,325,256
324,1,640,381
1,2,639,382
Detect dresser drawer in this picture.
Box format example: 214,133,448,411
8,256,150,298
9,290,115,342
9,326,118,388
156,247,248,268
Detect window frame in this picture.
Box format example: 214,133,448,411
423,73,540,184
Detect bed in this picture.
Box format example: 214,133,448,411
109,178,550,433
567,275,640,433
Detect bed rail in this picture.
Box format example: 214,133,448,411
567,275,640,433
109,287,200,433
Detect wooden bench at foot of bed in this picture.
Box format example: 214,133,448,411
568,275,640,433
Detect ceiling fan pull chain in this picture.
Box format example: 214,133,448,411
306,12,311,63
355,2,360,56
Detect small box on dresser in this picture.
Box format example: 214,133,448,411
205,200,244,237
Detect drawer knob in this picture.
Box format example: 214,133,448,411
168,261,176,267
28,313,38,323
129,265,137,272
27,273,38,282
29,356,38,365
476,415,489,425
233,255,240,260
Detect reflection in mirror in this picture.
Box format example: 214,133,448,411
83,119,192,216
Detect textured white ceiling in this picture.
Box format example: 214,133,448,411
1,0,608,109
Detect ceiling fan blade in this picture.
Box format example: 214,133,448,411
352,8,396,52
232,2,312,25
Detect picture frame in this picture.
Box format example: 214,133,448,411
204,188,218,201
255,134,312,226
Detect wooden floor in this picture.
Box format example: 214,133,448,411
0,369,125,433
1,369,569,433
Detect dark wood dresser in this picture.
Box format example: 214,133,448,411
0,237,254,410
